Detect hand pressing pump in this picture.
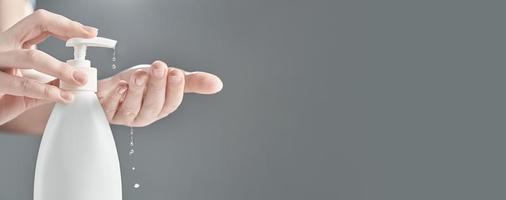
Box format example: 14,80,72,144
34,37,122,200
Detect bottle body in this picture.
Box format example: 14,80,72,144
34,92,122,200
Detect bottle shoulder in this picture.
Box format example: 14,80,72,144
46,92,109,133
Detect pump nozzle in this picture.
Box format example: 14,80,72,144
66,37,117,62
63,37,117,92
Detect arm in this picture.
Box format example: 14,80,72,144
0,2,84,134
0,9,222,134
0,9,97,134
1,66,223,134
0,0,45,134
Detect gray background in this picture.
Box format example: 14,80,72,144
0,0,504,200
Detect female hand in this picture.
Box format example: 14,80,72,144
0,9,97,125
97,61,223,127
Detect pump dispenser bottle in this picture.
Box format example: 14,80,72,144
34,37,122,200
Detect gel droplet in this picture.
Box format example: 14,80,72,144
112,48,117,69
128,126,140,190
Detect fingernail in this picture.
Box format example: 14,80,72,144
73,70,88,85
82,25,98,34
117,85,128,94
168,70,183,84
135,73,148,86
60,91,74,102
151,65,165,79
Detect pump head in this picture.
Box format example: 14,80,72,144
62,37,117,92
66,37,117,67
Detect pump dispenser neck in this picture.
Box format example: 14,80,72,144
61,37,117,92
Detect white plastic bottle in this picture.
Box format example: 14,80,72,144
34,37,122,200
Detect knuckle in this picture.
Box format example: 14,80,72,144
153,60,168,68
22,49,40,62
23,98,39,109
43,85,58,99
32,9,56,32
118,107,138,119
132,120,151,127
42,85,51,98
33,9,50,24
33,9,49,17
17,78,31,93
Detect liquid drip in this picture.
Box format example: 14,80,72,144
129,127,141,189
112,48,117,69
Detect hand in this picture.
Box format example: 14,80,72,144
97,61,223,127
0,10,97,125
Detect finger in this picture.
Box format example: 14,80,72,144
0,79,59,119
158,68,185,118
134,61,168,125
183,71,223,94
23,79,61,108
97,75,121,98
0,49,87,86
113,70,148,125
99,64,223,94
98,67,149,96
21,96,54,110
22,32,49,49
7,9,97,44
100,81,128,122
0,95,49,125
0,72,73,103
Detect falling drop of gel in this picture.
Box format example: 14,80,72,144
129,126,140,190
112,48,117,69
130,128,134,146
129,128,134,155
